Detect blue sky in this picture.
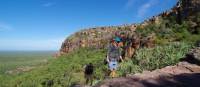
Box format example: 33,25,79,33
0,0,177,51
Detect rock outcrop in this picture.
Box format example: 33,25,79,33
59,25,141,56
96,62,200,87
182,47,200,65
187,47,200,61
59,0,200,57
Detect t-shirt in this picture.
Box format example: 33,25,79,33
107,44,121,60
85,64,93,75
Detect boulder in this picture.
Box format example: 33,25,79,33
183,47,200,65
187,47,200,61
196,40,200,47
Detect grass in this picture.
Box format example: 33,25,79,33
0,42,193,87
0,51,54,74
0,51,55,87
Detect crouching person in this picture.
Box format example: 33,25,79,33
84,63,94,86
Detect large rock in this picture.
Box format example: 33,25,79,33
196,40,200,47
184,47,200,65
95,62,200,87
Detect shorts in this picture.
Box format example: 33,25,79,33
109,61,118,70
85,74,93,80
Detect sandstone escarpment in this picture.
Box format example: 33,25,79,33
59,0,200,56
59,25,137,55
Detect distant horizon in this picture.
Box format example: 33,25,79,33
0,0,177,51
0,50,58,52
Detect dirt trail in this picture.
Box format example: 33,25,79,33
96,62,200,87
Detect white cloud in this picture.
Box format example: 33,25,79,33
137,0,158,17
0,38,65,51
124,0,136,10
42,2,55,7
0,22,12,31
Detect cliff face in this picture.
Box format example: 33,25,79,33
59,25,138,55
59,0,200,56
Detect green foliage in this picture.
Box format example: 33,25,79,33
134,42,192,70
136,23,158,37
118,60,142,76
0,48,106,87
0,42,193,87
171,21,200,42
115,42,192,77
136,15,200,45
0,51,54,75
0,51,54,87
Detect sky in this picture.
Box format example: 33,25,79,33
0,0,177,51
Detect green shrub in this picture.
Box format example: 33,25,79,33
111,42,192,77
134,42,192,70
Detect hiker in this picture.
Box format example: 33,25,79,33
115,35,124,61
84,63,94,85
119,32,134,59
118,32,127,59
107,38,123,78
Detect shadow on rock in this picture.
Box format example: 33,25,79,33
180,47,200,65
96,73,200,87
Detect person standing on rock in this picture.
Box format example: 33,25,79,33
107,38,123,78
